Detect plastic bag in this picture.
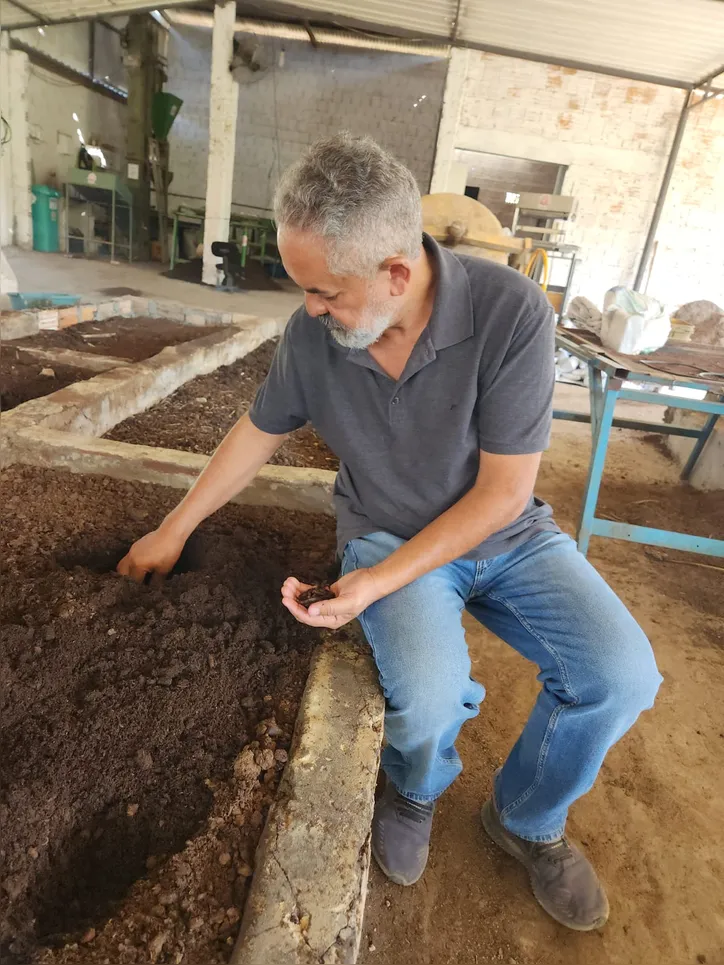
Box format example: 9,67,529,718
567,295,602,335
600,287,670,355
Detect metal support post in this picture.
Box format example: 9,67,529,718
577,378,621,555
588,365,604,439
633,92,690,291
681,409,721,481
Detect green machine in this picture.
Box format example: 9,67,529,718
149,91,183,264
65,168,135,262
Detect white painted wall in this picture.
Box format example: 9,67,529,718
10,23,90,74
26,64,127,185
0,37,32,249
165,26,447,214
433,48,687,304
12,21,127,187
647,97,724,310
1,22,127,250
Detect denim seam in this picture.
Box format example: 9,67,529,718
393,784,440,804
346,542,381,669
434,754,462,766
486,589,579,825
471,559,487,596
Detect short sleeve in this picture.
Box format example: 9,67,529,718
248,322,309,435
477,295,555,455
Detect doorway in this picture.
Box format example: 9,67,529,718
454,149,566,229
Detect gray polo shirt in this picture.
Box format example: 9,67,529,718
250,234,559,560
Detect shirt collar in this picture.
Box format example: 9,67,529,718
423,232,475,350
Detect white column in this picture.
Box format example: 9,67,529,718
0,37,32,249
429,48,469,194
201,0,239,286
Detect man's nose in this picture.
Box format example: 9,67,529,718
305,293,327,317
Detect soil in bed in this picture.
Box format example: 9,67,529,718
0,466,338,965
105,339,340,472
12,317,224,364
0,347,94,410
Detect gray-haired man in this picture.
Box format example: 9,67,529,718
120,134,661,931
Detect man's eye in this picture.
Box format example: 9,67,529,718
326,294,338,302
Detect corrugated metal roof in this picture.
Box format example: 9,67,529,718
0,0,197,29
274,0,458,40
2,0,723,85
457,0,724,86
265,0,724,85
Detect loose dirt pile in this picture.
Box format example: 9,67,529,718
1,349,94,410
1,466,337,964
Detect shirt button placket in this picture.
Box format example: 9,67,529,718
389,393,401,424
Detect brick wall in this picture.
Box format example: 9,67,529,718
166,27,447,214
433,49,687,303
647,97,724,310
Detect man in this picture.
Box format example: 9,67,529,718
119,133,661,932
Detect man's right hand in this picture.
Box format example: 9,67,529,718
117,525,187,583
116,414,285,583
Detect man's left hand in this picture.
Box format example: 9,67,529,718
281,568,381,628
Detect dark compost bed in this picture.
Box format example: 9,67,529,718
104,340,339,472
0,466,337,965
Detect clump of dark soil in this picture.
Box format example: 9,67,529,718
105,339,340,472
13,317,223,364
0,466,337,964
0,347,94,410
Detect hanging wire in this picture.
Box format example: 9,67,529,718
1,115,11,146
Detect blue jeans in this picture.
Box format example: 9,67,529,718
341,530,662,842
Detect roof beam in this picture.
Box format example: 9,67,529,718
9,36,127,102
2,0,50,26
0,0,197,31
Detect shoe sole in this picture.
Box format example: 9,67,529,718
371,839,427,887
481,800,609,932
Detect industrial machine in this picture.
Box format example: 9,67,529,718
421,193,531,266
508,191,579,318
65,168,134,262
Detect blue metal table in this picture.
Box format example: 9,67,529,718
554,328,724,558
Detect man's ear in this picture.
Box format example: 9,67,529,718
384,257,412,296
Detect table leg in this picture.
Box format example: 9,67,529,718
577,378,621,556
681,409,720,481
588,365,604,439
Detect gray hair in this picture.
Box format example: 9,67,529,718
273,133,423,278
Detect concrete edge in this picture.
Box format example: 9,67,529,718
1,316,284,440
232,635,384,965
15,346,133,372
0,295,270,339
3,428,336,515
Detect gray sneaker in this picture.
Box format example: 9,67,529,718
372,781,435,886
482,797,609,931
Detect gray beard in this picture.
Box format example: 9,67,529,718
320,312,392,350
